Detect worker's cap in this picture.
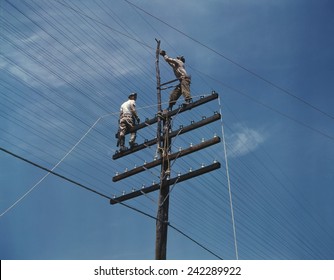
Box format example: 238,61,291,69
128,92,137,98
177,56,185,63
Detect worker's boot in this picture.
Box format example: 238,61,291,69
119,137,126,152
184,98,192,105
167,101,175,111
129,141,138,149
129,133,137,149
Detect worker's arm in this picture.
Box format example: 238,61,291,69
160,50,178,67
164,55,179,68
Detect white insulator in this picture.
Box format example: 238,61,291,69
201,138,205,142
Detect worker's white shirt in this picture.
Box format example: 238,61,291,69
120,99,136,116
163,55,188,79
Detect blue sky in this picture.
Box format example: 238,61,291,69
1,0,334,260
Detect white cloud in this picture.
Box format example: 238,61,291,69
228,125,265,157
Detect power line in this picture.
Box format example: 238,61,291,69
123,0,334,121
45,0,334,143
218,96,238,259
16,0,332,144
52,0,153,50
0,146,224,259
190,68,334,142
0,146,111,200
169,223,223,260
2,0,332,259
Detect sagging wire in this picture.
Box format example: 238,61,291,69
218,95,239,260
0,104,139,218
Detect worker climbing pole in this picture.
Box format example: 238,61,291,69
111,40,222,260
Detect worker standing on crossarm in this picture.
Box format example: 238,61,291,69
160,50,192,110
117,92,140,151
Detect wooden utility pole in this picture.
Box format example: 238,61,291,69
155,39,162,154
155,113,172,259
155,39,170,259
111,40,221,260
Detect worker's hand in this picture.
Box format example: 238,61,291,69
160,50,166,56
136,117,140,124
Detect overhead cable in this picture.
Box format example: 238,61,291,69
124,0,334,121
